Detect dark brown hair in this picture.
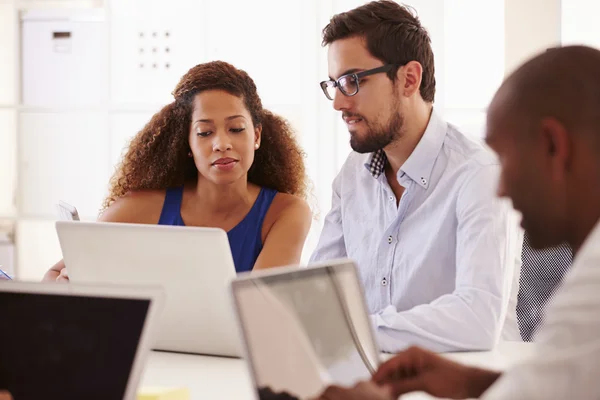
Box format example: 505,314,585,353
322,0,436,102
102,61,307,209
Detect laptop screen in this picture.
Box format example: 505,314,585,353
0,291,150,400
233,264,379,400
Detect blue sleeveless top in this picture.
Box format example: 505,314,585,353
157,186,278,273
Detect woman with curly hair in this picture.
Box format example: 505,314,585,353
43,61,311,281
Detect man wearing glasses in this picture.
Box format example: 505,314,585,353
310,0,521,353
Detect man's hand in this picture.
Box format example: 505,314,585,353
258,386,300,400
314,381,393,400
373,346,501,399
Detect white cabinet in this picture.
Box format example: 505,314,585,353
109,0,206,105
0,3,17,104
21,9,108,107
16,219,62,281
19,112,110,219
0,110,16,217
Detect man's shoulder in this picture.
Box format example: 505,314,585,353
342,151,371,167
331,152,379,196
439,124,502,203
443,123,498,169
336,151,373,176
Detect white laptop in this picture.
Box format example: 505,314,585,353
55,220,242,357
0,280,163,400
230,259,381,400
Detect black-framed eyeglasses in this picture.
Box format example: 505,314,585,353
320,64,397,101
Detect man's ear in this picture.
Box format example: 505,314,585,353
397,61,423,98
540,117,571,179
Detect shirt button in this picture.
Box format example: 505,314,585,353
387,236,393,244
381,277,388,286
389,195,394,201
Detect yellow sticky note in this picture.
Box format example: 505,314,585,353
137,387,190,400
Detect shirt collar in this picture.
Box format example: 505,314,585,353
364,108,448,189
366,149,388,179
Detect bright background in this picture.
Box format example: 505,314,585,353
0,0,597,279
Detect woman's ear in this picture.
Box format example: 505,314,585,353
254,124,262,148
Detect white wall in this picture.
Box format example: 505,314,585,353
0,0,17,276
504,0,561,76
561,0,600,48
1,0,597,279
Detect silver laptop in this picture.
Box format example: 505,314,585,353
230,258,381,400
55,220,242,357
0,280,164,400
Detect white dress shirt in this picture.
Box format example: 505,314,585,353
483,219,600,400
310,109,522,353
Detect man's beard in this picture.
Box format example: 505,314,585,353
349,111,404,154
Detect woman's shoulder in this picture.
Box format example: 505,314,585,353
260,190,312,245
265,191,312,225
271,191,307,208
99,189,167,223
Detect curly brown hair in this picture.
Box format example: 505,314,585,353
103,61,308,210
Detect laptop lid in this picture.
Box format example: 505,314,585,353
55,220,241,357
0,281,164,400
230,259,380,400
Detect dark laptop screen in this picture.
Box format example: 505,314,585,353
0,291,150,400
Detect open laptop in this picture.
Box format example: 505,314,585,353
55,220,242,357
230,259,381,400
0,280,163,400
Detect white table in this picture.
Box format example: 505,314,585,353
402,341,536,400
141,341,536,400
141,351,254,399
